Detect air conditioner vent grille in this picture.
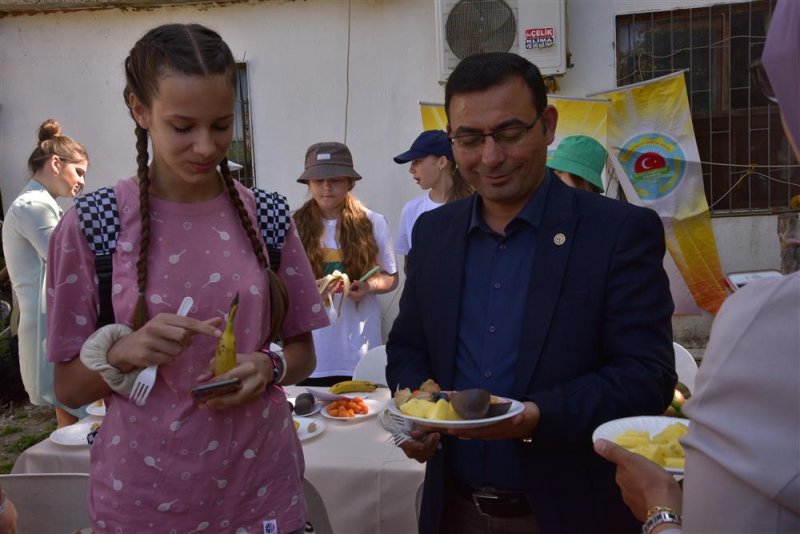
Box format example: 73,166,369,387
445,0,517,59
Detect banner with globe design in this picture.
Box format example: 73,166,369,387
591,71,727,314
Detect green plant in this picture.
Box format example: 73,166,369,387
0,425,21,437
5,428,54,453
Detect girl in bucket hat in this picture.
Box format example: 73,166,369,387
393,130,472,264
548,135,607,193
295,142,399,386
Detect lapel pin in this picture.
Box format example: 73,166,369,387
553,233,566,246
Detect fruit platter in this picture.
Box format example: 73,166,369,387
592,416,690,474
388,379,524,429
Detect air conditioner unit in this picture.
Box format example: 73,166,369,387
435,0,567,83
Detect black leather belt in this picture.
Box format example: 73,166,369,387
451,478,534,518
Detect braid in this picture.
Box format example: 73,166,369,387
220,159,268,270
132,124,151,330
220,159,288,342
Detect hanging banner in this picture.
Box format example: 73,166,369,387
608,152,703,315
591,71,727,314
419,101,448,132
548,95,608,151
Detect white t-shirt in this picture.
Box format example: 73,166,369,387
395,192,444,255
311,208,397,377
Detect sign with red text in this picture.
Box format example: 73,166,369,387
525,27,555,49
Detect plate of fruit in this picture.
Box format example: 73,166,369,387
321,397,385,422
592,416,690,474
293,416,325,441
387,379,525,429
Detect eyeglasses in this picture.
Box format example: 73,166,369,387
750,59,777,104
448,115,543,151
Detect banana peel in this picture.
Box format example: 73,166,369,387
213,293,239,376
317,270,350,318
330,380,378,395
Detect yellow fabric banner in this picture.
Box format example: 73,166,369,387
591,72,727,313
549,95,608,149
419,102,447,131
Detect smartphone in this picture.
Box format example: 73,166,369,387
191,378,242,400
724,269,782,292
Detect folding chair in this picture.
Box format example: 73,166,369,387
352,344,388,386
303,478,333,534
673,341,699,393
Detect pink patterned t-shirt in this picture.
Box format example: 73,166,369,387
47,178,329,533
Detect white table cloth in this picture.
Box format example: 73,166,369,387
13,386,425,534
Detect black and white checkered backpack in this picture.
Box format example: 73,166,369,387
75,186,291,328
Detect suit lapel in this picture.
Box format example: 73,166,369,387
512,179,579,398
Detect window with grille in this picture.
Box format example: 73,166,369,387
616,0,799,214
228,63,255,187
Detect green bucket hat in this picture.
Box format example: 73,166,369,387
548,135,607,193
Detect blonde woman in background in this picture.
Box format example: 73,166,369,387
295,142,399,386
2,118,88,428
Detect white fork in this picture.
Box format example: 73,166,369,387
378,409,413,447
129,296,193,406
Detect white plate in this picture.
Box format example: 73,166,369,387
294,416,325,441
306,387,372,402
49,419,97,447
592,416,690,474
287,396,322,417
86,400,106,417
321,398,386,422
387,397,525,429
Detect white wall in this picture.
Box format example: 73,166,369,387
0,0,442,224
0,0,779,340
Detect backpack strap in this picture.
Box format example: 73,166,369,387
251,188,291,272
75,187,119,328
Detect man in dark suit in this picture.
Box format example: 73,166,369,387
386,52,676,533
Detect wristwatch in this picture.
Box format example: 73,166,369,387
642,506,682,534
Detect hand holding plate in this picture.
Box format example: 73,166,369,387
437,401,540,440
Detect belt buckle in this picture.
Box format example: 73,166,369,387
471,487,500,516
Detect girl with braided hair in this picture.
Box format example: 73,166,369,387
46,23,327,532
